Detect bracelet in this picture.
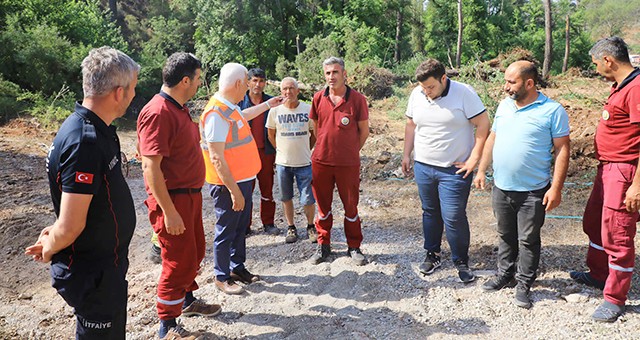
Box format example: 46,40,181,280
265,101,271,109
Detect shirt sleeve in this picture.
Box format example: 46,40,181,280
356,94,369,121
462,85,486,119
491,101,504,132
265,107,276,129
405,89,415,119
204,111,230,143
628,85,640,124
137,111,171,157
551,104,570,138
309,93,319,120
59,142,103,195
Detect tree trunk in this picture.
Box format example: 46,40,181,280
542,0,553,79
108,0,117,22
456,0,463,69
395,7,403,63
562,14,570,73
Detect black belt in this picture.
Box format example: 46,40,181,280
168,187,202,194
600,160,638,165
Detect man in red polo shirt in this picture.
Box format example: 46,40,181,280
238,68,278,236
309,56,370,266
137,52,221,339
570,37,640,322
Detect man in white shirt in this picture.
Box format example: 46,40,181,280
267,77,316,243
402,58,490,283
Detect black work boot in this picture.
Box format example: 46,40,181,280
310,244,331,264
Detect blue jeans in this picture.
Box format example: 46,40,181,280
276,164,315,205
414,161,472,263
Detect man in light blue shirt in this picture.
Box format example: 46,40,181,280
475,60,570,309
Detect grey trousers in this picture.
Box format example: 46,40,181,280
491,185,547,287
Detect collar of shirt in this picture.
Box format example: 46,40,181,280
422,78,451,103
323,85,352,102
611,67,640,93
214,93,239,111
74,101,114,135
241,91,272,108
159,90,186,110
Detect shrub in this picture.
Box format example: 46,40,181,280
295,35,339,86
18,85,75,127
347,63,395,100
275,56,298,80
0,77,26,122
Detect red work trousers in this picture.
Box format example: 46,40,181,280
311,162,363,248
249,148,276,229
145,192,205,320
583,163,638,305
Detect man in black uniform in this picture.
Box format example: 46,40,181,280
25,46,139,339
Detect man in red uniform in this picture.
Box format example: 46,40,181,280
570,37,640,322
238,68,278,235
309,56,370,266
137,52,221,339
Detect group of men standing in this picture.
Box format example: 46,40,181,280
24,35,640,339
401,37,639,322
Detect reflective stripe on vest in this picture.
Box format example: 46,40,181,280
200,105,254,150
200,97,261,184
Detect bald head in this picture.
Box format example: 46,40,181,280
506,61,539,85
503,60,539,104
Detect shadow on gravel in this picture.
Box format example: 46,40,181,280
214,306,490,339
478,243,640,298
246,270,419,303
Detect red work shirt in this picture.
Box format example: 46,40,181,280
595,68,640,162
310,86,369,166
250,110,266,149
137,92,205,191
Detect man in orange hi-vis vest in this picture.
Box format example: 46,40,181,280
200,63,285,295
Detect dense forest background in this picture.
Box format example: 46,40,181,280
0,0,639,124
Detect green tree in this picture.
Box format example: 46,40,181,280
581,0,640,39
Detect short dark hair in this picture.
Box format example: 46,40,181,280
162,52,202,87
590,36,631,64
248,68,266,79
519,62,540,85
415,59,446,82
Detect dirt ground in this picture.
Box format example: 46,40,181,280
1,75,639,339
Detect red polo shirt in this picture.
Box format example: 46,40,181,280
310,86,369,166
137,92,205,191
595,68,640,162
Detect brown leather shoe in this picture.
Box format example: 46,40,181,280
230,268,260,284
215,279,244,295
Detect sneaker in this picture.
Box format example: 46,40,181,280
569,271,605,290
307,224,318,243
230,267,260,284
263,223,280,235
418,251,441,275
285,226,298,243
454,260,476,283
310,244,331,264
482,275,517,291
592,301,624,322
160,322,195,340
245,227,254,237
348,247,367,266
149,243,162,264
514,283,532,309
214,279,244,295
181,299,222,317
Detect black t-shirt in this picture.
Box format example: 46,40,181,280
46,103,136,270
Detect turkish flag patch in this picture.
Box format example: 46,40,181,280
75,172,94,184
